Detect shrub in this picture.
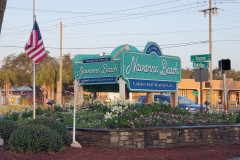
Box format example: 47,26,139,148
21,110,33,119
3,110,20,121
54,105,64,112
9,125,63,153
0,120,19,144
27,118,70,145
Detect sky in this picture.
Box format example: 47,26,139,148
0,0,240,70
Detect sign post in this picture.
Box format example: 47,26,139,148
219,59,231,112
191,54,211,114
199,68,203,114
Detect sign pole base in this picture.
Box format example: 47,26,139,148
71,141,82,148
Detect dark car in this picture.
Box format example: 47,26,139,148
138,94,209,112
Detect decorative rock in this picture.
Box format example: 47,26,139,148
0,138,4,145
166,139,173,143
167,132,172,136
110,136,118,143
120,136,128,141
120,132,129,136
137,142,144,149
159,133,167,139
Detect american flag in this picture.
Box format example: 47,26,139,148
25,20,46,63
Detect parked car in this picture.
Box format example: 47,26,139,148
138,94,210,112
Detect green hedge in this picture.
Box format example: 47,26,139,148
9,125,64,153
27,118,71,145
0,120,19,144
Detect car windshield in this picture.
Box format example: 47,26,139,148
178,96,195,105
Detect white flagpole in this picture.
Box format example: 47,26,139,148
71,78,82,148
33,0,36,119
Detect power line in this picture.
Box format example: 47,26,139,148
216,14,240,23
1,4,204,37
6,0,180,14
3,1,204,32
0,40,239,51
4,0,180,30
2,25,240,40
0,40,208,49
61,26,240,38
63,4,206,27
214,31,240,38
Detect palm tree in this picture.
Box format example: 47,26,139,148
0,0,7,33
36,63,57,107
0,78,4,106
0,69,16,105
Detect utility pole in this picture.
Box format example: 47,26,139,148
201,0,218,107
59,21,63,105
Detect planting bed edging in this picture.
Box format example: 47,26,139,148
67,125,240,149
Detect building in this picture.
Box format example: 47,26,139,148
89,78,240,107
178,78,240,106
1,86,33,105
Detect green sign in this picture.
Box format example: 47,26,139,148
74,60,120,84
122,52,181,82
191,54,211,62
73,42,182,92
193,62,209,68
192,91,199,96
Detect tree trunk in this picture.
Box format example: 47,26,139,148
41,84,47,108
5,82,10,105
56,80,61,103
47,85,51,100
0,86,2,106
0,0,7,33
51,86,55,101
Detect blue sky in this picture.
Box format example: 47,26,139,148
1,0,240,70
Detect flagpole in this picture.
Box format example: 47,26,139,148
59,21,62,105
33,0,36,119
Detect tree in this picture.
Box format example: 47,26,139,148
36,55,58,107
1,53,33,86
0,75,4,106
0,0,7,33
62,54,73,91
0,69,16,105
213,68,222,80
213,68,240,81
55,54,73,103
181,68,194,79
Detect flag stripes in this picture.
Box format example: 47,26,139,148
25,20,46,63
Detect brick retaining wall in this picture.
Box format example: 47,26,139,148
67,125,240,149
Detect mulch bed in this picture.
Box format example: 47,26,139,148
1,143,240,160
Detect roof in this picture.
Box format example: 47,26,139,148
8,86,32,92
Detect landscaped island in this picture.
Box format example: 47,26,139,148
1,100,240,150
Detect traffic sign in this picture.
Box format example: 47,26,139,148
193,62,209,68
192,91,199,96
195,68,209,82
191,54,211,62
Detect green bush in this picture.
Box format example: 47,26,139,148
3,110,20,121
9,125,63,153
54,105,64,112
27,118,70,145
21,110,33,119
0,120,19,144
